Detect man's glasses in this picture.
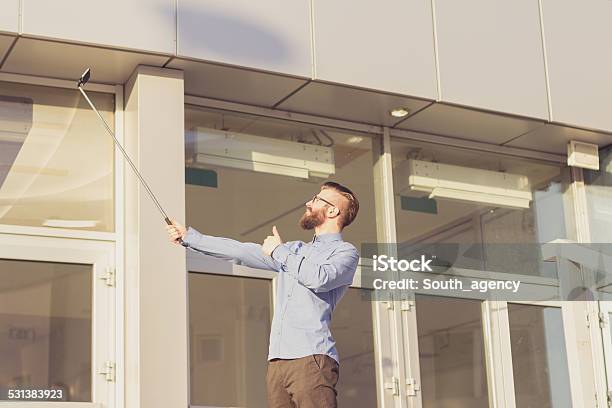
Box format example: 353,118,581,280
311,195,340,214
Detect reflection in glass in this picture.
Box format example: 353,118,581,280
609,313,612,351
331,288,377,407
415,295,489,408
392,138,569,277
189,273,272,407
508,303,571,408
584,145,612,243
0,259,92,401
184,105,377,250
0,81,115,231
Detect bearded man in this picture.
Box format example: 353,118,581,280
167,181,360,408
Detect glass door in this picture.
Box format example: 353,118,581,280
413,295,491,408
187,252,380,408
0,233,115,407
495,300,580,408
600,301,612,406
187,252,275,408
184,105,382,407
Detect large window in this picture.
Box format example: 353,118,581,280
331,288,377,408
185,105,376,249
0,259,92,401
584,145,612,244
391,138,570,278
189,273,272,407
0,81,114,232
390,137,584,408
415,295,489,408
185,105,379,407
585,148,612,403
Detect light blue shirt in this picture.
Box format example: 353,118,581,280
182,227,359,364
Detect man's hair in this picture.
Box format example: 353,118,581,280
320,181,359,229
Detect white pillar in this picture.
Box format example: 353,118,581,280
124,66,188,408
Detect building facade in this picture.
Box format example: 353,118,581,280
1,1,612,407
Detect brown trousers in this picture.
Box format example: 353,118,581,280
266,354,340,408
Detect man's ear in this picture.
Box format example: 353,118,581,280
327,206,340,218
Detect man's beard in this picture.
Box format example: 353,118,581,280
299,208,325,230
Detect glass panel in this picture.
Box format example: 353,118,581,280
585,145,612,243
331,288,377,407
0,81,115,231
185,106,376,250
584,147,612,288
185,107,380,406
189,273,272,407
0,259,92,401
609,312,612,344
415,295,489,408
508,303,571,408
392,138,570,277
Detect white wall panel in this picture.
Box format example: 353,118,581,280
177,0,311,77
22,0,175,54
313,0,437,99
541,0,612,132
0,0,19,34
434,0,549,119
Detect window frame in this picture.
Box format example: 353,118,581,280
388,135,574,408
492,300,584,407
0,233,116,408
599,300,612,404
182,99,596,408
0,72,123,408
0,72,119,241
183,113,383,407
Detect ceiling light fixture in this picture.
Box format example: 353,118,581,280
390,107,410,118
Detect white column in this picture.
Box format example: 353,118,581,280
123,66,188,408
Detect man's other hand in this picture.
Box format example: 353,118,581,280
262,225,283,256
167,220,187,244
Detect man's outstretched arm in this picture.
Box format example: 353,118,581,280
168,222,281,272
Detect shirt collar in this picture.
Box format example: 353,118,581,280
311,232,343,243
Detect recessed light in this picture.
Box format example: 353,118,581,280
346,136,363,144
390,107,410,118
